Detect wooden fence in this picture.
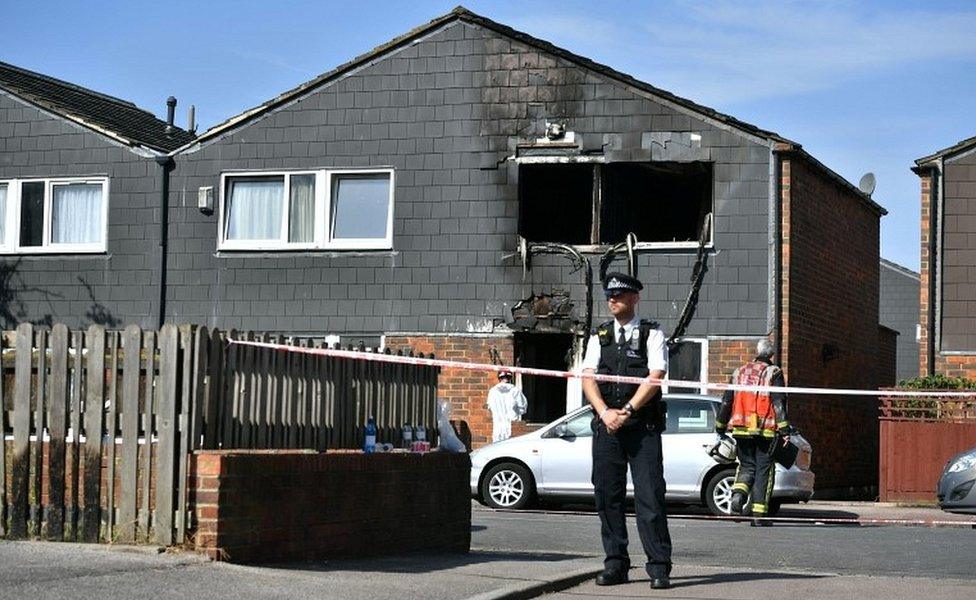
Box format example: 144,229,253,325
879,394,976,502
1,323,439,546
194,328,440,451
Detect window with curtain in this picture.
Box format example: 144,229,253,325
220,169,393,251
0,178,107,253
52,182,103,244
223,174,317,246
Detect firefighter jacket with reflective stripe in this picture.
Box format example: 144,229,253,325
595,319,662,423
715,359,789,438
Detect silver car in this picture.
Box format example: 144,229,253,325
470,394,815,516
937,446,976,514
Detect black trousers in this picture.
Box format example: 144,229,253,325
733,436,776,515
591,420,672,578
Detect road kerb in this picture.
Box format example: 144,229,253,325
465,566,603,600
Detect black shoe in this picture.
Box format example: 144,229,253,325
730,491,747,515
595,569,629,586
650,577,671,590
750,518,773,527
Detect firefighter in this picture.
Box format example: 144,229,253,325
715,339,791,523
581,272,672,590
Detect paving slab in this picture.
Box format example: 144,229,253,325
543,564,974,600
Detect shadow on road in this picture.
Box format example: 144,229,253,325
264,550,593,574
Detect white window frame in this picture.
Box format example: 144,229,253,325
0,177,109,254
218,168,394,252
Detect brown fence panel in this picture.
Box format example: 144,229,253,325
879,395,976,502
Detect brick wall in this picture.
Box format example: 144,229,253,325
386,334,514,448
190,450,470,563
919,170,934,376
780,153,882,497
707,338,764,385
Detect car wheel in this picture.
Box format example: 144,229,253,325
704,468,737,516
481,462,535,510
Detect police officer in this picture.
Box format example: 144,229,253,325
715,339,791,523
581,272,672,590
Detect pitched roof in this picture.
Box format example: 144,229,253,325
915,134,976,166
0,61,195,153
186,6,790,149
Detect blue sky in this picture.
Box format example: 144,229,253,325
5,1,976,270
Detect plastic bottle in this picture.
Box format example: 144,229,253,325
402,423,413,449
364,416,377,454
415,425,427,442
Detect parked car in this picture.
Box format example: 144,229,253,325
937,446,976,514
470,394,815,516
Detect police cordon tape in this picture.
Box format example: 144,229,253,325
227,338,976,399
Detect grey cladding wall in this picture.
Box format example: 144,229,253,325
0,90,160,329
879,259,919,381
168,20,774,337
941,149,976,352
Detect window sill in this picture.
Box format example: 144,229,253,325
0,250,109,258
215,249,399,259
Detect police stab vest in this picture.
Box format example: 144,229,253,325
729,361,780,437
596,319,662,422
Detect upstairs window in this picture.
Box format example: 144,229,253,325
219,169,393,251
517,161,712,247
0,177,109,254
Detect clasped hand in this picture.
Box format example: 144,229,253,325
601,408,629,434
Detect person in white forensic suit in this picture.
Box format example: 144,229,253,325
485,370,528,442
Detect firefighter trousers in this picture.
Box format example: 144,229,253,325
732,436,776,515
592,420,672,578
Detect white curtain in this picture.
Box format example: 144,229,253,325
51,183,102,244
225,178,283,240
331,175,390,239
288,174,315,243
0,183,6,244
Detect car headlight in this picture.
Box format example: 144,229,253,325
947,453,976,474
950,479,975,501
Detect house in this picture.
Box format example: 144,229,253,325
0,60,194,328
915,134,976,379
879,258,920,383
1,8,889,496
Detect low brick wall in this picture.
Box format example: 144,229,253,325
191,450,471,563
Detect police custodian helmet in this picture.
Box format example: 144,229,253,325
603,272,643,298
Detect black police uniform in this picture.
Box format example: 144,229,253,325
591,317,673,580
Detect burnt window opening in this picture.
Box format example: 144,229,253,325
518,164,594,245
517,161,712,246
601,162,712,244
515,332,574,423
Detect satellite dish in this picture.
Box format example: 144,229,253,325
858,172,876,196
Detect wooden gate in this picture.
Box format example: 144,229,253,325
0,323,194,545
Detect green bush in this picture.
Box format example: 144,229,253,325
896,373,976,390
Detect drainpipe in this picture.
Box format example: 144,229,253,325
155,155,173,328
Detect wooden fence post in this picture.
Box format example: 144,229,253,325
155,324,178,546
82,325,106,542
9,322,33,539
118,325,141,543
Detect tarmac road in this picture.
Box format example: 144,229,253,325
471,504,976,580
